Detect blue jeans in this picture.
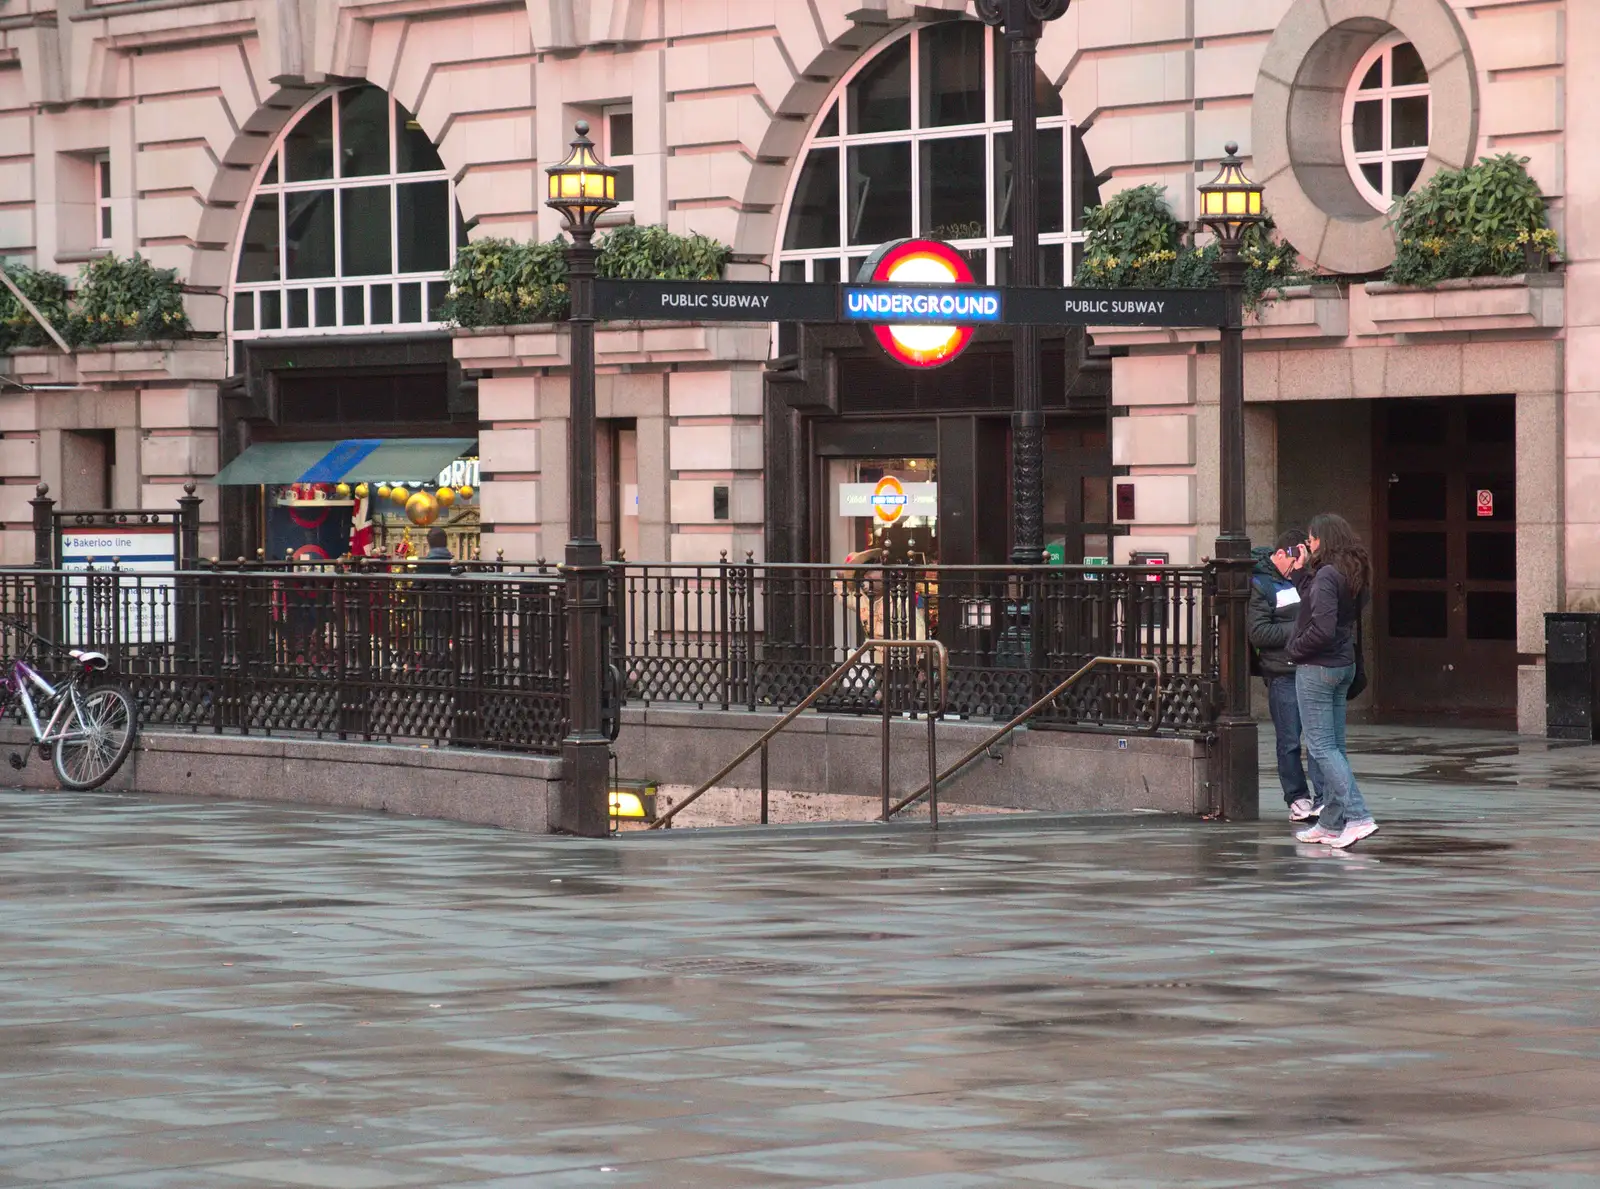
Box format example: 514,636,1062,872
1266,674,1325,807
1295,663,1372,833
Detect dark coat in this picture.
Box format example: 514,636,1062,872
1287,563,1362,669
1247,549,1302,679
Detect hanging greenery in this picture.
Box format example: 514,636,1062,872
441,225,733,328
1073,184,1302,309
0,255,189,352
0,266,73,353
1386,153,1559,287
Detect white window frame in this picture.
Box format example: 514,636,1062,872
1342,33,1431,212
602,104,635,211
94,153,113,248
228,86,461,342
773,23,1080,289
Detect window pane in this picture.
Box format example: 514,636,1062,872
1388,531,1447,580
1359,58,1383,90
1467,532,1515,582
608,111,634,157
784,148,840,250
1393,158,1424,196
287,288,309,328
995,244,1061,286
315,287,337,327
1361,162,1383,193
1389,590,1447,638
339,86,391,177
615,164,635,204
98,161,111,199
817,101,839,138
1466,402,1515,444
343,286,365,326
995,128,1065,235
397,102,444,173
920,136,986,239
847,142,911,245
778,260,805,282
1351,100,1383,153
285,98,334,181
100,208,113,241
261,290,282,330
232,294,255,332
262,156,279,186
399,281,422,322
428,280,448,320
1388,472,1446,521
1391,42,1427,87
1466,592,1515,640
920,21,986,127
370,284,393,325
847,254,867,280
814,257,841,284
848,36,910,134
1388,401,1447,445
397,181,450,273
340,186,393,276
284,189,335,279
1391,95,1429,149
236,195,281,283
997,42,1063,120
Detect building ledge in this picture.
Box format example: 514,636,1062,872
4,339,225,385
1356,273,1563,336
452,321,770,370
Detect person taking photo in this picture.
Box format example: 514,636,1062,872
1249,529,1325,823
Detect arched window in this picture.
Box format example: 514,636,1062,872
1343,34,1430,211
231,86,464,338
776,22,1084,287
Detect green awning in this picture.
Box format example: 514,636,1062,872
211,438,477,486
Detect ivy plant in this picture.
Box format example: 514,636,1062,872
1387,153,1559,287
68,255,190,345
1074,184,1302,310
0,265,72,353
442,225,733,328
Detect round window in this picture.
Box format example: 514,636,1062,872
1342,34,1431,211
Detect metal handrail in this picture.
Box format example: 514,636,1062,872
650,638,949,830
883,656,1163,820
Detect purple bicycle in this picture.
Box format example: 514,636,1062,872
2,647,137,791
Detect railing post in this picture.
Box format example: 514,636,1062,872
718,553,731,711
176,481,201,570
29,485,58,652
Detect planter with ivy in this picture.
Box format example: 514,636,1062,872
444,225,763,366
1071,184,1337,345
1360,153,1563,335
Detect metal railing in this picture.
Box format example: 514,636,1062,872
651,638,949,830
615,559,1213,734
0,566,569,755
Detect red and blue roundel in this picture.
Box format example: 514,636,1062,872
856,239,977,369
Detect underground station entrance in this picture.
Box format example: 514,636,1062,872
587,239,1258,834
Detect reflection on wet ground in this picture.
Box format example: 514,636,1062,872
0,726,1596,1187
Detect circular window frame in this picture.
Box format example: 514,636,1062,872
1342,33,1432,212
1252,0,1476,275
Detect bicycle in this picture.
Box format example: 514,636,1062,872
1,642,138,792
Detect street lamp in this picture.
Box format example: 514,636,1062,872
1196,141,1266,821
976,0,1071,566
546,121,617,837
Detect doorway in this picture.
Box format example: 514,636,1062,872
828,458,938,564
1373,396,1516,718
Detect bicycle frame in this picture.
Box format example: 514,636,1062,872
6,658,82,746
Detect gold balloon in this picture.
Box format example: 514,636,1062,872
436,487,456,508
405,490,439,526
376,484,391,499
354,483,369,499
334,482,351,498
390,486,411,507
457,484,474,501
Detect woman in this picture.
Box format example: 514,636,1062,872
1286,513,1377,849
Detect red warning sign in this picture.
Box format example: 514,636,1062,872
1476,489,1494,518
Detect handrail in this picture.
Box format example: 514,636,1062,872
883,656,1163,820
650,638,949,830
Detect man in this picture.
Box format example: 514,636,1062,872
1249,529,1325,821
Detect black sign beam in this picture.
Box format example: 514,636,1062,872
595,280,1228,328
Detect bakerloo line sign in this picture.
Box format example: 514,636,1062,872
593,236,1227,370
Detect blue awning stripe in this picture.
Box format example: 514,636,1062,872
297,439,383,483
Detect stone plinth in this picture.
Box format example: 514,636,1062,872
1357,274,1564,336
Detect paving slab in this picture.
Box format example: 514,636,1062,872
0,726,1596,1186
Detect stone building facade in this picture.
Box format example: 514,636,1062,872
0,0,1590,732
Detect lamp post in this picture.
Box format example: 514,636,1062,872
976,0,1070,566
545,121,617,837
1197,142,1266,821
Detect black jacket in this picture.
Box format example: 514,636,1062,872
1286,563,1362,669
1247,549,1302,679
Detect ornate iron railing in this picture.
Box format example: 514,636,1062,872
0,567,568,754
613,560,1217,733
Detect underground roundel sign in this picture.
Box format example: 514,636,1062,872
853,238,984,369
872,475,908,524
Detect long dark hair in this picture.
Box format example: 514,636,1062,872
1307,512,1371,598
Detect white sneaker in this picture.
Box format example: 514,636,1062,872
1295,823,1338,844
1328,820,1379,850
1289,798,1319,822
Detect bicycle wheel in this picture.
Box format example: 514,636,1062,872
52,684,138,791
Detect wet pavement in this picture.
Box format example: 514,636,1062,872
0,726,1597,1187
